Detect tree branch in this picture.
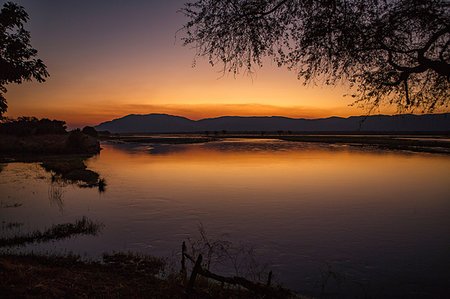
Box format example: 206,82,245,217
404,79,410,106
439,39,449,62
238,0,289,19
418,25,450,58
256,0,289,17
387,51,427,74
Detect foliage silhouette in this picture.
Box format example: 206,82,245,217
0,2,48,117
0,116,66,136
66,129,100,154
82,126,98,138
42,159,101,188
187,223,270,282
0,216,102,248
181,0,449,112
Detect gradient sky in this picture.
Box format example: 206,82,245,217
4,0,396,128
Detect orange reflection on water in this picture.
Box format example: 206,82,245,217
2,139,449,296
88,140,450,208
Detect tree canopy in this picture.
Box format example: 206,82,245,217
0,2,48,117
181,0,449,112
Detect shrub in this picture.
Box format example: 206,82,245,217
82,126,98,137
0,117,66,136
66,129,100,154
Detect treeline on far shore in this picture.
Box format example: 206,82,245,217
0,117,100,155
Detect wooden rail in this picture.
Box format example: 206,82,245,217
181,241,276,298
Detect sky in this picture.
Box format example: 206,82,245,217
4,0,392,128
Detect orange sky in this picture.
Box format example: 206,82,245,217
4,0,400,129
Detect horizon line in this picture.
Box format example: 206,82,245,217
98,111,448,125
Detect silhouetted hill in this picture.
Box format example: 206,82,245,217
94,113,450,133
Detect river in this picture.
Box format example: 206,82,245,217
1,139,449,297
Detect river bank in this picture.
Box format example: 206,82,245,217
0,253,297,298
101,133,450,154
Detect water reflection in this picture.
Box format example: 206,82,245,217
0,139,449,297
41,159,106,193
48,181,65,214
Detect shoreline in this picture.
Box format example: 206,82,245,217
100,134,450,154
0,253,297,298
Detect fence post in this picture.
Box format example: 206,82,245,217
267,270,272,287
181,241,186,278
186,254,203,299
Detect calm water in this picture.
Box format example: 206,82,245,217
1,139,449,297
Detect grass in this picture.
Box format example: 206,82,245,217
277,135,450,153
0,217,102,248
0,202,23,208
0,221,300,298
0,252,300,298
103,136,218,144
1,221,23,230
0,253,182,298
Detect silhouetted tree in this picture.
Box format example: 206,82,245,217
82,126,98,137
181,0,449,112
0,116,66,136
0,2,49,116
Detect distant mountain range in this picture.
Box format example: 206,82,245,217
94,113,450,133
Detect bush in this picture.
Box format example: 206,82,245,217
82,126,98,137
66,129,100,154
0,117,67,136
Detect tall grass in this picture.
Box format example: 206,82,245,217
0,217,102,248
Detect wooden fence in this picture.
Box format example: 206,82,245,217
181,241,277,298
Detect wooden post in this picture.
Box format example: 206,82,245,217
267,270,272,287
186,254,203,299
181,241,186,276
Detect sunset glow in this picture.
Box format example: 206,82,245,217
4,0,383,128
1,1,448,297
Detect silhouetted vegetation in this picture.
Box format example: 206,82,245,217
0,118,104,188
0,240,299,298
181,225,294,298
103,136,217,144
0,117,100,155
182,0,449,111
82,126,98,137
0,201,22,208
41,159,102,187
0,252,301,298
66,129,100,154
97,130,111,136
98,178,107,193
0,2,49,117
0,134,100,155
278,134,450,154
1,221,23,230
0,216,102,248
0,253,182,298
102,252,166,276
104,133,450,154
186,224,270,281
0,117,66,136
0,134,66,154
